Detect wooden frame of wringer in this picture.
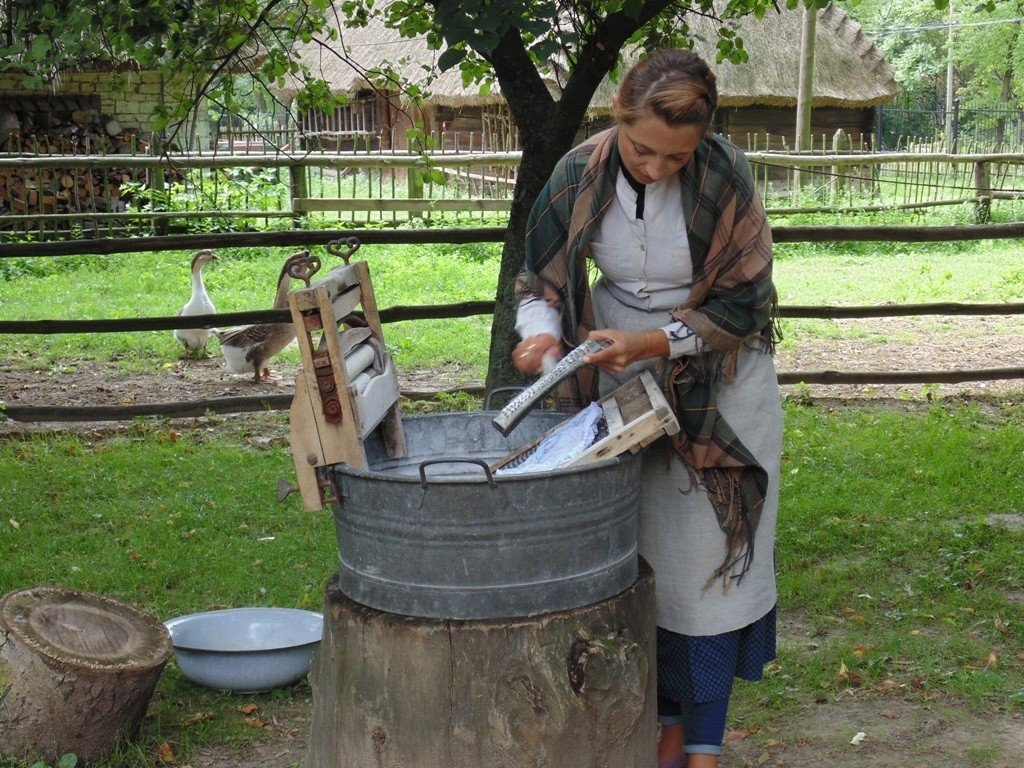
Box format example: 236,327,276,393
286,238,407,512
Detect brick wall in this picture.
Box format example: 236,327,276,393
0,69,211,149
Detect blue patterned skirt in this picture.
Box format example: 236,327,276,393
657,605,777,705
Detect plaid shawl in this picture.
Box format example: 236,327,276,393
515,126,778,588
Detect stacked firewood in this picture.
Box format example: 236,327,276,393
0,102,148,217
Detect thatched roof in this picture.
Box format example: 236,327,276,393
277,12,545,107
279,2,896,110
691,4,898,108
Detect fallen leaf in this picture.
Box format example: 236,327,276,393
724,730,750,742
837,662,862,685
985,651,998,668
237,703,260,715
155,742,177,765
850,732,866,746
757,751,771,764
880,709,900,719
8,518,19,530
853,644,868,658
181,711,214,727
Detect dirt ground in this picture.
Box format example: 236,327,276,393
3,315,1024,766
3,316,1024,428
184,695,1024,768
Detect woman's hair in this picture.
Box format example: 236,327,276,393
613,49,718,129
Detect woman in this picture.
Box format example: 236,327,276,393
512,49,782,768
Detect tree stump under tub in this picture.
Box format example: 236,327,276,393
306,560,656,768
0,585,172,765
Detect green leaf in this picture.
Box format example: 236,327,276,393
57,755,78,768
437,46,466,72
30,36,52,60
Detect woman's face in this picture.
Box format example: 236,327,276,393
617,116,706,185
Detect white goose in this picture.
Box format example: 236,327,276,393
173,249,219,358
215,251,307,382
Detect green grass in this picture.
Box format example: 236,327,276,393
0,241,502,377
2,402,1023,766
0,416,338,768
2,226,1024,380
3,208,1024,764
728,401,1024,729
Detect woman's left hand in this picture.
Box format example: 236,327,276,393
584,328,667,374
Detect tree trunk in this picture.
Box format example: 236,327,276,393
306,560,656,768
485,131,575,394
0,586,172,765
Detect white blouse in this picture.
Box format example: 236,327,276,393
516,169,703,358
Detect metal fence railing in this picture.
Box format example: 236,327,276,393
878,99,1024,153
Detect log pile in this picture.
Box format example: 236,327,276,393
0,97,147,218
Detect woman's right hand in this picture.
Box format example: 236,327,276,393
513,333,561,374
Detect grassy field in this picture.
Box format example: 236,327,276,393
2,213,1024,381
2,205,1024,766
1,402,1022,766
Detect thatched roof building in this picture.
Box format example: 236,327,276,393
278,2,897,152
680,3,896,109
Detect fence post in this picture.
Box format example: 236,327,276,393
289,164,308,229
952,98,961,155
150,135,168,236
974,160,992,224
831,128,850,201
407,131,425,220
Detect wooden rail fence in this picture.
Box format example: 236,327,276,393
2,224,1024,422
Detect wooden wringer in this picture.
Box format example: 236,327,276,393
286,238,406,511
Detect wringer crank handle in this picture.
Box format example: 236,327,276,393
326,237,361,264
491,338,612,437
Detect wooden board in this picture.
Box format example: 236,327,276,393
490,370,679,473
287,259,406,510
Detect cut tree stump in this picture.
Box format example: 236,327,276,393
0,585,172,765
306,560,656,768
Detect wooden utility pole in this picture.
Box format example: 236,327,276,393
793,4,817,195
944,1,955,153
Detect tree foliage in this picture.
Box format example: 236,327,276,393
846,0,1017,108
0,1,342,135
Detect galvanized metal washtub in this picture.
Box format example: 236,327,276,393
328,411,642,620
